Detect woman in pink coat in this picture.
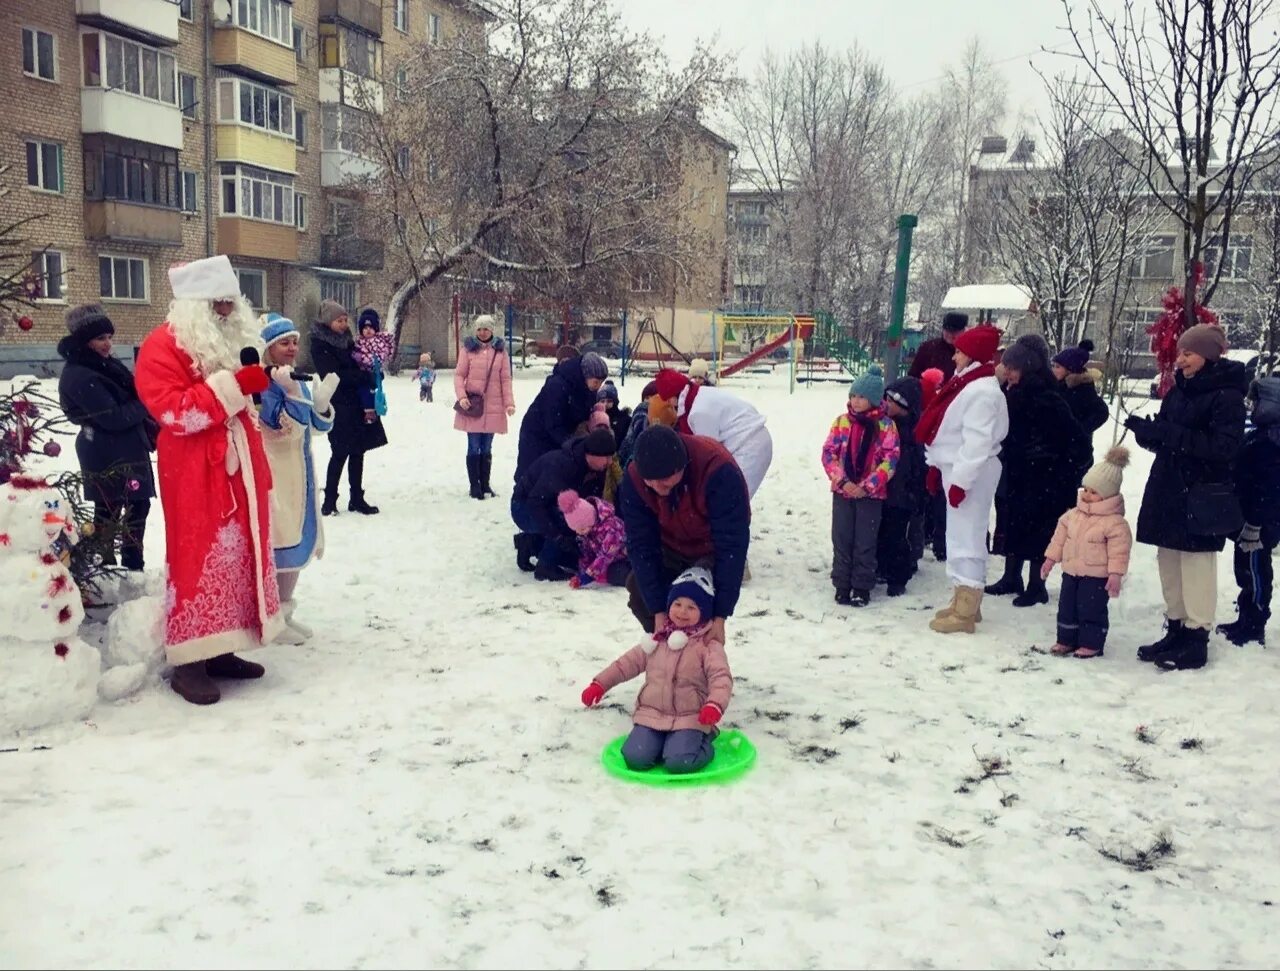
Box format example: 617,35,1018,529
454,314,516,499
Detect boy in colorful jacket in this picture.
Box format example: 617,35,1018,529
821,366,900,607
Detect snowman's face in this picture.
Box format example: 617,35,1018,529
0,483,67,553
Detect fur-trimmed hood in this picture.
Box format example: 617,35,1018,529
1064,368,1102,389
463,335,505,354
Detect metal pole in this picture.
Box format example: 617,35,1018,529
884,213,919,382
505,302,515,376
621,309,628,386
788,321,797,394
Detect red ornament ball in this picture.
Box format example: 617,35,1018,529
42,441,62,458
17,316,34,332
54,643,68,658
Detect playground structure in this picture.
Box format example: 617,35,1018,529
707,310,875,391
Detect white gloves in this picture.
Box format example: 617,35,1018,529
312,372,340,415
270,367,301,399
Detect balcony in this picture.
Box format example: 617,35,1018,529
76,0,179,46
217,218,298,262
81,89,182,150
216,126,297,174
212,27,298,86
319,68,384,114
84,200,183,246
322,235,385,270
319,0,383,37
321,149,380,187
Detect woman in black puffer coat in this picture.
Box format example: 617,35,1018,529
514,351,609,482
987,334,1092,606
57,304,157,571
1125,325,1248,671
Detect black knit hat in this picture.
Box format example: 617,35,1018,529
583,427,617,457
942,312,969,333
634,425,688,480
64,303,114,343
884,376,922,415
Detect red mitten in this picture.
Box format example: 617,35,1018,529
947,484,966,508
698,702,722,726
581,682,604,707
234,366,269,396
568,576,582,589
926,466,942,496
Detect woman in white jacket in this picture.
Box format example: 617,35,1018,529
651,369,773,497
915,325,1008,633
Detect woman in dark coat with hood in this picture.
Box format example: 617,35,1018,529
514,351,609,482
986,334,1092,606
1052,340,1110,460
310,299,388,515
57,304,157,570
1125,325,1248,671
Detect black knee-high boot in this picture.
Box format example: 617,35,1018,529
479,454,497,498
985,556,1025,596
466,455,483,499
347,451,379,514
323,450,346,516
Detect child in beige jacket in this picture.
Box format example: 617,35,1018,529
1042,447,1134,658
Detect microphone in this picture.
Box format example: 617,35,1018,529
240,346,263,404
265,365,313,382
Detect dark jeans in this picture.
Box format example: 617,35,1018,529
467,432,495,456
1056,573,1110,651
925,490,947,559
621,724,713,774
625,547,699,633
877,505,915,586
419,384,433,402
510,498,575,572
1232,538,1276,620
831,495,883,591
94,498,150,571
325,447,366,501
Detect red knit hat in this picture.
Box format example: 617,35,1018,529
953,325,1002,365
653,368,690,401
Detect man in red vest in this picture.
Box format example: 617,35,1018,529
618,426,751,640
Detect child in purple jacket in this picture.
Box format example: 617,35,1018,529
558,489,630,587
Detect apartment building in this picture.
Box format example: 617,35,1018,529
2,0,487,369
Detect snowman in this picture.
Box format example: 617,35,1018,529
0,476,101,735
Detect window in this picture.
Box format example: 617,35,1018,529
235,269,265,309
395,144,410,175
84,135,179,208
294,192,307,231
321,277,358,309
320,104,372,155
31,250,64,301
328,198,356,235
428,13,441,44
1205,235,1253,281
180,170,199,212
231,0,293,47
393,0,408,32
739,223,768,246
631,271,654,293
24,140,62,193
22,28,57,81
92,32,177,105
1132,234,1175,279
216,77,294,138
179,73,198,118
99,255,148,302
219,163,295,226
295,108,307,148
293,25,306,63
394,64,408,101
179,0,193,21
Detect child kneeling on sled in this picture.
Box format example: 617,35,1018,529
1041,447,1133,658
580,567,732,773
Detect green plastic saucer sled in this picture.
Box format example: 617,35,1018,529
601,729,757,786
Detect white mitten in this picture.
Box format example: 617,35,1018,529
271,367,301,399
312,373,340,415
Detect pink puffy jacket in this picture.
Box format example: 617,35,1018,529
1045,493,1133,579
593,630,732,734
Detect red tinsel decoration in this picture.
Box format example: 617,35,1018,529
1147,262,1220,397
49,574,70,596
53,643,68,658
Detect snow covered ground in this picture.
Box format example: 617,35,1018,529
3,367,1279,970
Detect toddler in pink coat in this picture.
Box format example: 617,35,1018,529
1041,447,1134,658
580,568,732,773
558,489,630,588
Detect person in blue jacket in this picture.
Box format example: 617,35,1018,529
514,351,609,482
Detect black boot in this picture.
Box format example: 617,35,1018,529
985,557,1025,596
479,454,498,498
850,588,870,607
1217,606,1268,646
321,491,338,517
1012,575,1049,607
834,588,852,606
1155,626,1209,671
467,455,484,500
514,532,537,572
1137,618,1185,662
348,493,380,514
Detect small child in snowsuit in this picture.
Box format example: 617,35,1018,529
581,567,731,774
877,376,925,596
821,366,900,607
1041,446,1133,658
1219,377,1280,646
558,489,630,588
416,351,435,403
353,312,396,423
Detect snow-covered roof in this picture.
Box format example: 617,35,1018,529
941,284,1034,312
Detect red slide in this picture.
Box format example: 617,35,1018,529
719,317,815,379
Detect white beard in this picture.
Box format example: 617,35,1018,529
167,297,262,376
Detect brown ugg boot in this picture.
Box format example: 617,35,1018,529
206,653,265,679
171,662,220,705
934,588,982,622
930,586,983,634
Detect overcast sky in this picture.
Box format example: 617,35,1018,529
616,0,1118,136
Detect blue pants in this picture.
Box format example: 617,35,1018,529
1056,573,1110,651
621,725,713,774
467,432,495,456
509,498,573,571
